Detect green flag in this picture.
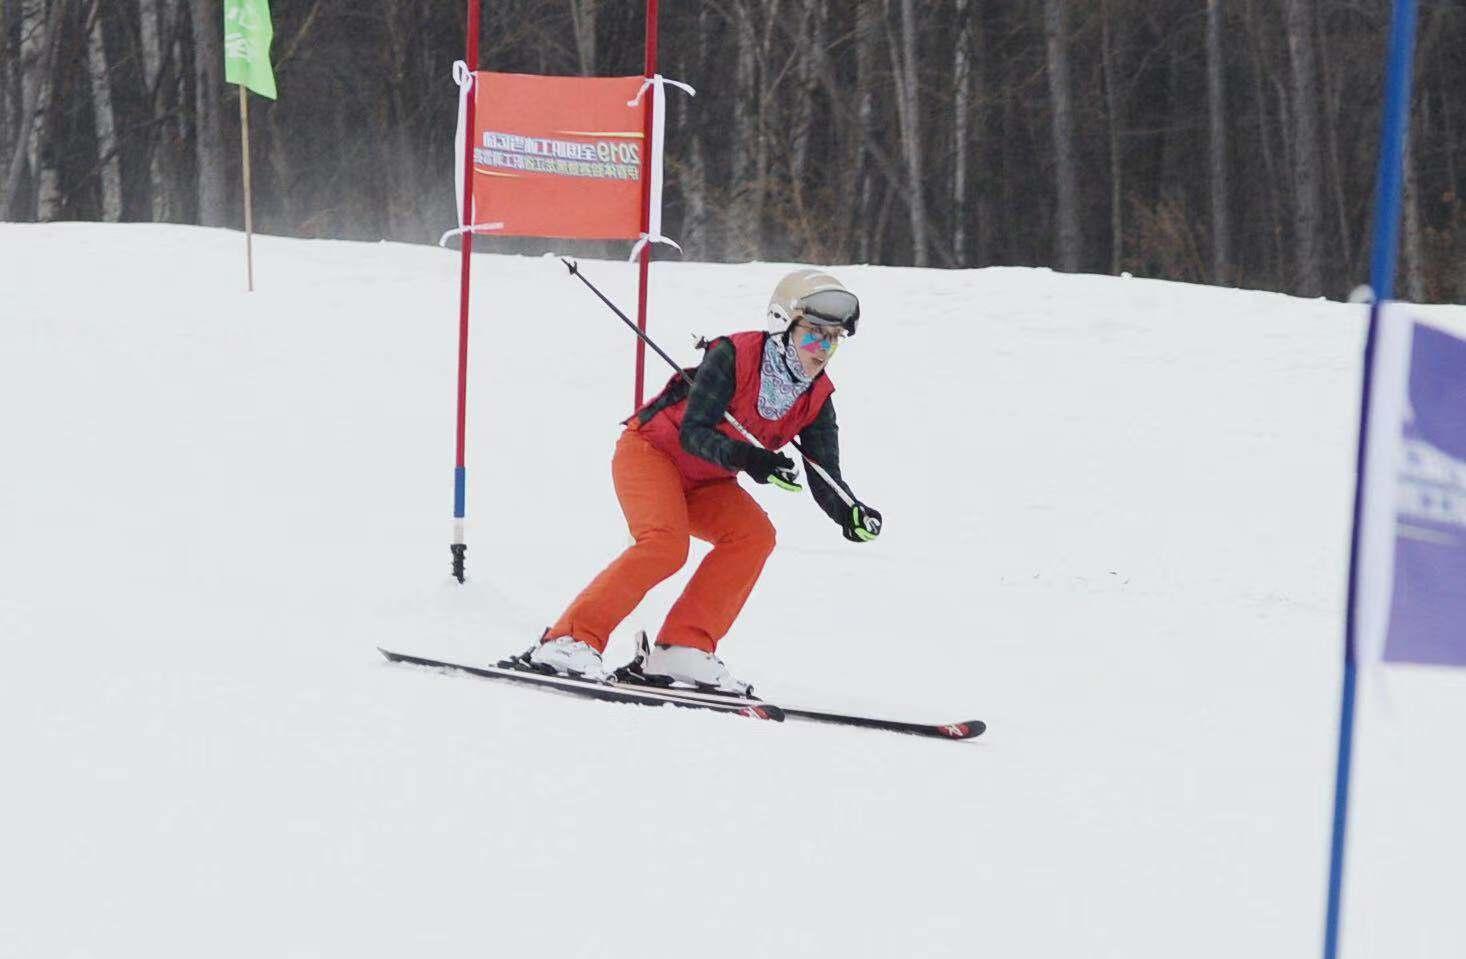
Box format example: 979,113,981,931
224,0,277,100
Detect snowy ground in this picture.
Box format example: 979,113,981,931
2,223,1463,958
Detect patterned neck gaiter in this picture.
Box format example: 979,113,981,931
757,333,815,420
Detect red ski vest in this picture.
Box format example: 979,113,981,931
636,330,835,487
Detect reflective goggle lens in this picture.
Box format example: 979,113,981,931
797,289,860,333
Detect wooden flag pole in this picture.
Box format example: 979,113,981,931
239,84,255,292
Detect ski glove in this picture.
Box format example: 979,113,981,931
842,503,883,542
736,445,801,491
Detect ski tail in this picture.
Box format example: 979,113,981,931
378,648,785,722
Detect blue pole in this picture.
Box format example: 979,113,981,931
1326,2,1418,956
1322,659,1358,959
1366,0,1418,307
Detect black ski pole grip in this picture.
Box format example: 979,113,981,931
451,543,467,584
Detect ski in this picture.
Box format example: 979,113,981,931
612,631,985,741
614,674,985,740
377,648,785,722
382,647,984,741
777,705,983,740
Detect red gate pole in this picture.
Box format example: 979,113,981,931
633,0,660,411
452,0,482,584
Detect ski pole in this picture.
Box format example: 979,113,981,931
560,258,857,508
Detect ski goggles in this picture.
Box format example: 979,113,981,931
795,289,860,335
796,319,846,351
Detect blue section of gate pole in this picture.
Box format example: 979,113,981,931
1326,3,1417,957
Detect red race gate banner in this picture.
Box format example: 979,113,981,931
453,71,647,240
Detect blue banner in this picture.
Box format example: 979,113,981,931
1383,322,1466,665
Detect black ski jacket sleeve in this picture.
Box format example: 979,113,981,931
797,399,860,526
675,338,747,471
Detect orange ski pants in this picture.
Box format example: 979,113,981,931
548,427,776,654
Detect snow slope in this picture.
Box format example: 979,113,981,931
2,223,1463,958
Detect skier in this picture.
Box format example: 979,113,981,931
519,269,882,694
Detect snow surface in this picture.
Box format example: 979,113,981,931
2,223,1464,958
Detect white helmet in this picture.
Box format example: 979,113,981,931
766,269,860,338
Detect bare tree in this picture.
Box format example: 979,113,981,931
10,0,1466,301
730,0,762,259
887,0,928,266
1044,0,1082,272
1,2,12,183
1239,0,1284,277
1315,7,1352,280
567,0,596,76
969,1,992,266
86,0,122,221
188,0,227,226
1402,116,1425,302
1282,0,1322,295
1206,0,1229,284
380,0,424,239
33,0,65,220
952,0,972,265
789,0,822,195
138,0,179,220
4,0,66,219
1101,0,1123,273
853,0,880,263
674,1,710,258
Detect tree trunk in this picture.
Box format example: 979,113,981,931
1206,0,1230,285
1240,0,1283,281
138,0,177,220
952,0,971,265
1101,0,1123,274
789,3,810,190
1442,85,1457,208
1315,9,1353,282
1044,0,1081,272
872,174,894,264
34,2,64,221
567,0,596,76
1282,0,1322,296
853,0,879,264
4,0,66,220
189,0,228,226
173,1,191,217
730,0,760,259
1159,31,1188,198
887,0,928,266
999,64,1019,262
753,2,776,258
86,0,122,221
967,4,991,266
1402,117,1426,303
267,104,294,229
677,3,710,259
379,0,419,239
0,0,12,184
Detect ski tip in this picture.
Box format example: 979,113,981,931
934,720,986,740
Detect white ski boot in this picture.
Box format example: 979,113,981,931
638,634,753,696
527,635,613,682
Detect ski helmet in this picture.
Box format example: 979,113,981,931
766,269,860,338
